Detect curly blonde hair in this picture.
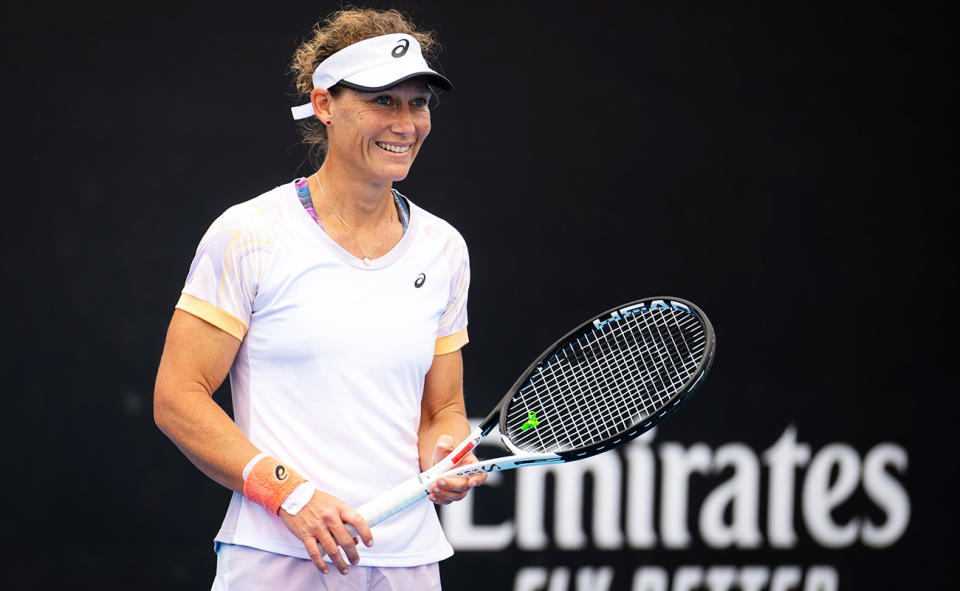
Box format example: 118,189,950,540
289,7,440,167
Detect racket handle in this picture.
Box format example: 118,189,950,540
353,473,431,531
347,426,486,536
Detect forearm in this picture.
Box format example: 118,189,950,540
155,382,259,492
154,309,258,493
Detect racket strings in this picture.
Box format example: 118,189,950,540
506,309,707,453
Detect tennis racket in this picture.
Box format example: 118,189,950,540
350,296,716,534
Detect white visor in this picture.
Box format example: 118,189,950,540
290,33,452,120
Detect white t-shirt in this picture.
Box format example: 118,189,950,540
175,181,469,566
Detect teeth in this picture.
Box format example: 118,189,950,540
377,142,410,153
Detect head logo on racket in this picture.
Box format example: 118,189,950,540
520,411,539,431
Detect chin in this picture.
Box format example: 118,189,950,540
381,164,414,183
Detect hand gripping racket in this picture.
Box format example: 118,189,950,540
350,296,716,534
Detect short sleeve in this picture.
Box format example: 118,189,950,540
435,235,470,355
176,203,273,341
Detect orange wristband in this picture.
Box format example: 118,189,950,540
242,455,308,514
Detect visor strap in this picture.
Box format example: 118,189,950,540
291,103,316,120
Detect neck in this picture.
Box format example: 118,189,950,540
311,158,394,228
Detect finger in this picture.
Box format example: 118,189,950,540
468,473,488,487
428,492,455,505
315,531,350,575
432,434,455,464
301,536,330,574
330,521,361,567
454,451,482,468
341,507,374,549
429,479,468,504
437,477,471,494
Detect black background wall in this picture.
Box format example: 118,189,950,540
2,2,956,589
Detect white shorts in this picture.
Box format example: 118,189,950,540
211,543,442,591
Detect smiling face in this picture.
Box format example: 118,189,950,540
324,78,433,185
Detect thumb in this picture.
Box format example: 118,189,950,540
432,434,455,465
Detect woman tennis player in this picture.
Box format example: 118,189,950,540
154,8,484,589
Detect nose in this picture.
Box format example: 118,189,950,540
390,105,416,135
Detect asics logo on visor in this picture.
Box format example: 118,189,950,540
392,39,410,58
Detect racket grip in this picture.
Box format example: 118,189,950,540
346,426,485,537
352,473,431,532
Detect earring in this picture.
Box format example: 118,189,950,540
325,120,332,126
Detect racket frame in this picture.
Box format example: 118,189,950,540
350,296,715,537
496,296,715,462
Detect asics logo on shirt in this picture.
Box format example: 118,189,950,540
414,273,426,288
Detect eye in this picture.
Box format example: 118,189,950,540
374,96,392,106
412,97,429,108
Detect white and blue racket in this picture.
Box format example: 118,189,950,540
352,296,716,533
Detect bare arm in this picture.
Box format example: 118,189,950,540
154,309,254,492
153,309,372,574
418,349,486,503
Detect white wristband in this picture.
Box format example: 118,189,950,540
242,452,269,481
280,482,316,515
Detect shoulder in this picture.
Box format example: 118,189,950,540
406,197,468,254
205,183,294,238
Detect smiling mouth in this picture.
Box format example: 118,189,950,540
376,142,411,154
